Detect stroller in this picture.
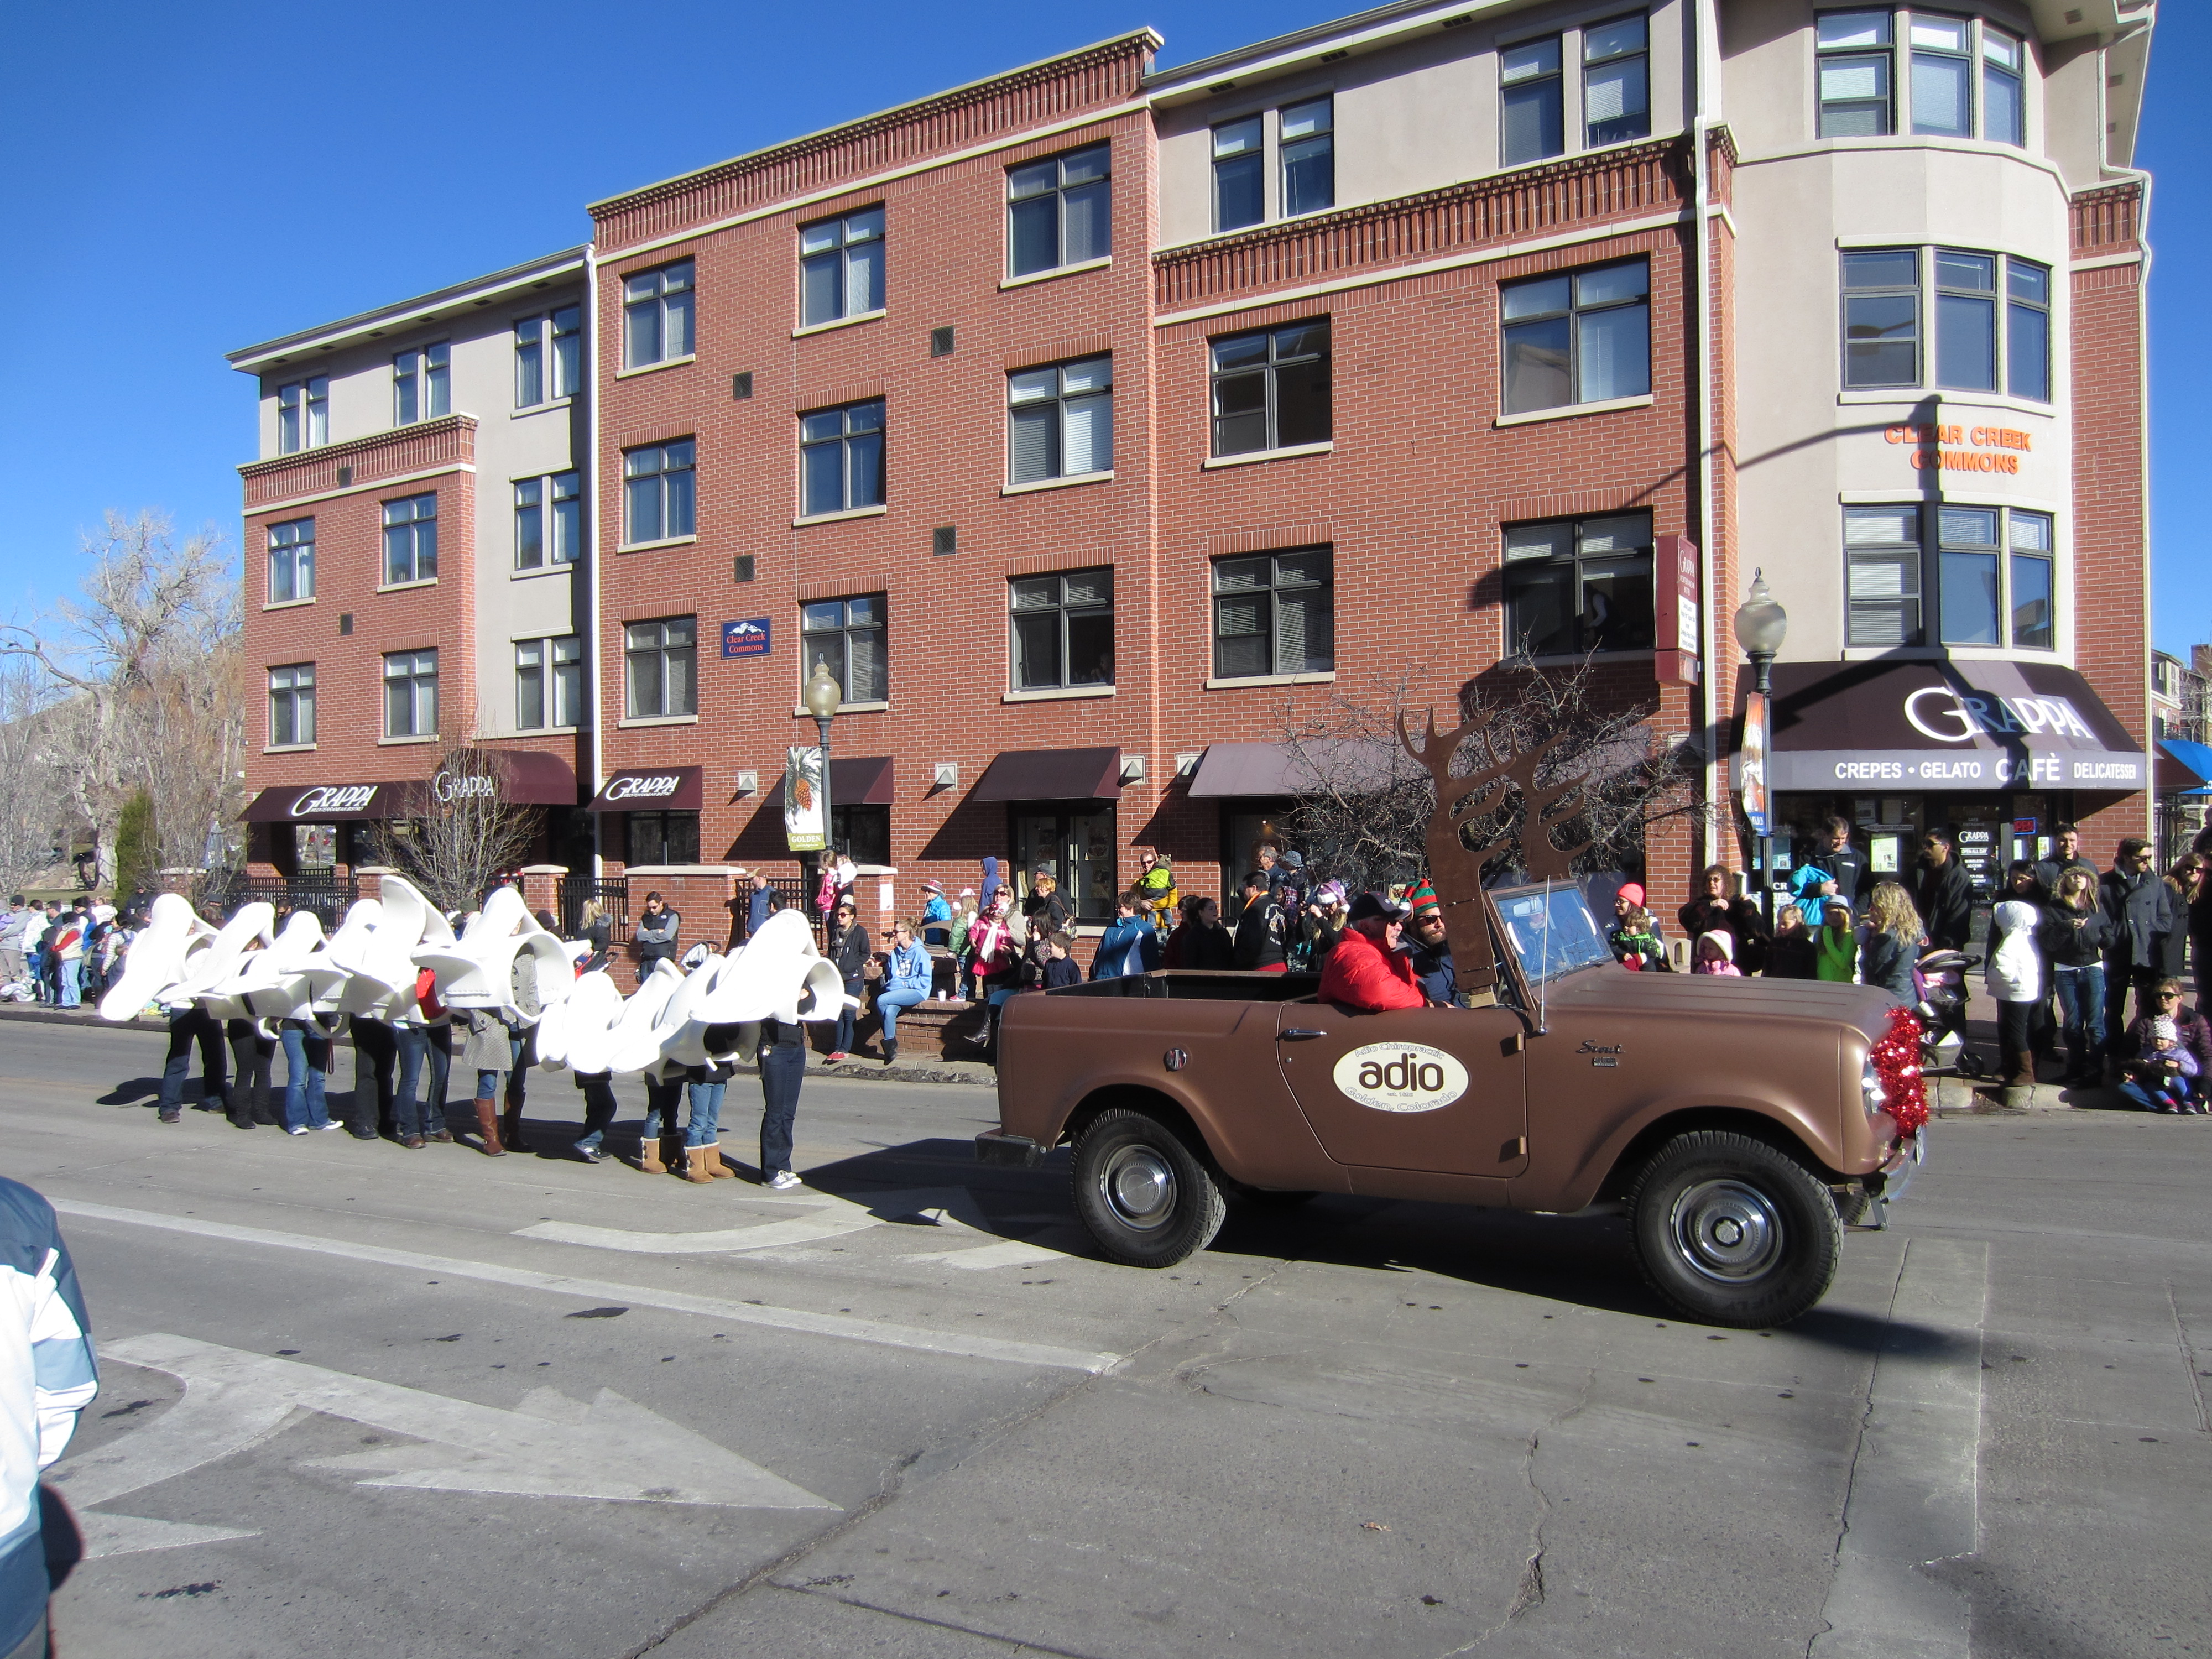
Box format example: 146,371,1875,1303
1913,948,1984,1076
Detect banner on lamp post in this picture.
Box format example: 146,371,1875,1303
784,746,826,852
1739,691,1772,837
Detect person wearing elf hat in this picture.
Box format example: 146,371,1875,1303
1404,880,1457,1006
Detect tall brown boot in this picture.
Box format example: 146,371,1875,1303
705,1142,737,1178
682,1145,716,1185
636,1133,666,1174
473,1098,507,1157
499,1103,526,1151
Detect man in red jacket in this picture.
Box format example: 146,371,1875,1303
1318,894,1426,1012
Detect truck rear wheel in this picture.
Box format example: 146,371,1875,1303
1626,1130,1842,1328
1071,1108,1228,1269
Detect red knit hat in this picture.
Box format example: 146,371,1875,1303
1406,879,1441,917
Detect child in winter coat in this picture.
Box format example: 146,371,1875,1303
1042,933,1083,989
1815,900,1860,982
1691,932,1741,976
1607,905,1668,971
2119,1014,2201,1113
1985,898,2045,1088
1765,904,1819,980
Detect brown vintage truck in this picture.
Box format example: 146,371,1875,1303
976,880,1924,1328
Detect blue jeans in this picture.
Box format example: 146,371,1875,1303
55,957,80,1009
393,1024,451,1138
685,1079,726,1148
572,1073,619,1152
2118,1077,2189,1112
835,978,863,1053
641,1073,684,1141
280,1022,330,1130
875,985,927,1042
2053,964,2106,1057
757,1037,804,1176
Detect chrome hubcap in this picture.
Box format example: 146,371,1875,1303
1670,1179,1783,1284
1099,1144,1177,1232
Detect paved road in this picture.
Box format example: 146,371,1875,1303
6,1020,2206,1658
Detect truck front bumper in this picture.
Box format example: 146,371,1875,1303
975,1131,1045,1169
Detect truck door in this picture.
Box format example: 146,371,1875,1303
1272,1002,1529,1177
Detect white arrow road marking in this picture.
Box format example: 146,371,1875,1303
51,1199,1120,1374
52,1332,835,1558
512,1187,997,1255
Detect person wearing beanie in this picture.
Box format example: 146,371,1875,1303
1691,931,1741,977
1318,893,1425,1011
2119,982,2209,1113
1606,882,1671,971
1404,880,1457,1005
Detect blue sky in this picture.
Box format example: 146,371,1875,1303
0,2,2199,654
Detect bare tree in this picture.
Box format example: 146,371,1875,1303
1278,654,1704,894
369,741,533,916
0,665,65,898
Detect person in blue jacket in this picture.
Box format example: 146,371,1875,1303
873,921,932,1066
1091,890,1164,979
918,880,953,947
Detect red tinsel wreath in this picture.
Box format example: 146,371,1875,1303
1871,1005,1929,1137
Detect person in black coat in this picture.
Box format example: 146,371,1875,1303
1676,864,1772,976
1797,816,1872,912
1914,830,1975,951
2099,838,2180,1053
2042,866,2115,1083
2034,822,2097,899
825,899,870,1063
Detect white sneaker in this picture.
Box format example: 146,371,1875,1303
312,1121,342,1132
287,1125,308,1136
766,1170,803,1191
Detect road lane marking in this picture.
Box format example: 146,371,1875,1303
902,1241,1072,1271
512,1186,993,1255
51,1199,1121,1374
1809,1237,1990,1659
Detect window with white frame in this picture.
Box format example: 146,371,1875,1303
1815,10,2026,147
1839,247,2049,398
801,596,886,705
1008,144,1111,278
1500,35,1565,165
1010,569,1113,692
1212,116,1265,232
392,343,448,425
1583,15,1650,146
799,208,884,327
515,471,582,568
268,664,315,747
276,377,327,453
515,635,583,729
1500,258,1650,414
622,260,693,368
1210,320,1331,456
515,305,582,406
1503,513,1654,656
267,518,314,603
623,440,695,544
625,617,696,719
1212,548,1334,679
1841,504,2056,649
383,649,437,739
1211,97,1335,232
1009,357,1112,483
800,401,885,516
1280,97,1334,216
380,494,437,585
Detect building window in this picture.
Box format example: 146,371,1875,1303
267,518,314,603
268,664,315,747
1280,97,1334,217
1818,12,1893,137
1500,258,1650,414
1502,513,1654,656
1212,548,1334,679
799,208,884,327
1010,568,1113,692
516,635,583,730
383,649,437,739
801,595,886,705
800,400,885,517
623,440,695,544
624,617,696,719
1013,807,1117,924
515,305,582,406
516,471,582,568
1844,505,1923,646
392,343,449,426
1211,320,1331,457
1009,357,1112,483
1501,34,1564,164
1213,116,1265,232
623,260,693,369
1983,27,2025,146
277,377,328,453
624,811,698,866
1841,248,2048,398
1841,504,2055,649
380,494,437,585
1583,14,1650,147
1908,13,1971,138
1008,143,1111,278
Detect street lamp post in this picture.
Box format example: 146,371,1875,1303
803,658,843,915
1733,569,1788,925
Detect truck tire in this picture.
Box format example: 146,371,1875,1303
1071,1108,1228,1269
1626,1130,1842,1328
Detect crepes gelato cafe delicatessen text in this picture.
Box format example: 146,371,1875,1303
1744,661,2148,898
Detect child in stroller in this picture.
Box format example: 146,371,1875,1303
1914,946,1983,1075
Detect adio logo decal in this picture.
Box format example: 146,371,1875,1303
1331,1042,1469,1114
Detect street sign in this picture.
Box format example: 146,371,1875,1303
1653,534,1701,686
721,617,771,658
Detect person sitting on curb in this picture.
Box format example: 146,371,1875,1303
2116,981,2212,1113
1318,894,1425,1013
873,921,932,1067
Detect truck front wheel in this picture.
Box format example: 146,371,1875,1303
1071,1108,1228,1269
1627,1130,1842,1328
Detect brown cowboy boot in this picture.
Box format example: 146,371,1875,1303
681,1145,716,1184
473,1098,507,1157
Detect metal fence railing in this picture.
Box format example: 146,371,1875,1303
206,872,359,930
559,876,631,943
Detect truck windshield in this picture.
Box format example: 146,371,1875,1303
1492,883,1613,985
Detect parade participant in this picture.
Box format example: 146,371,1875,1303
346,1011,398,1141
1318,894,1425,1012
755,1010,807,1189
680,1036,742,1182
635,1070,684,1173
223,1014,276,1130
1404,881,1457,1005
391,967,454,1147
278,1011,337,1133
457,942,542,1156
155,997,227,1125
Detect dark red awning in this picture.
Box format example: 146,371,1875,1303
971,747,1122,802
587,766,704,812
244,782,408,822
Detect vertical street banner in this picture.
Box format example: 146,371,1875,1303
784,747,826,852
1740,691,1771,837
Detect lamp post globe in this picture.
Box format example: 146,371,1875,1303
1732,570,1787,926
803,659,843,722
804,658,843,895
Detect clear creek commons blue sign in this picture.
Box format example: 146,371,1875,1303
721,618,771,659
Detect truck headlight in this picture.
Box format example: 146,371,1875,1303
1861,1057,1888,1117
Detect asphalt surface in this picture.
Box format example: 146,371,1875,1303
4,1019,2206,1658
